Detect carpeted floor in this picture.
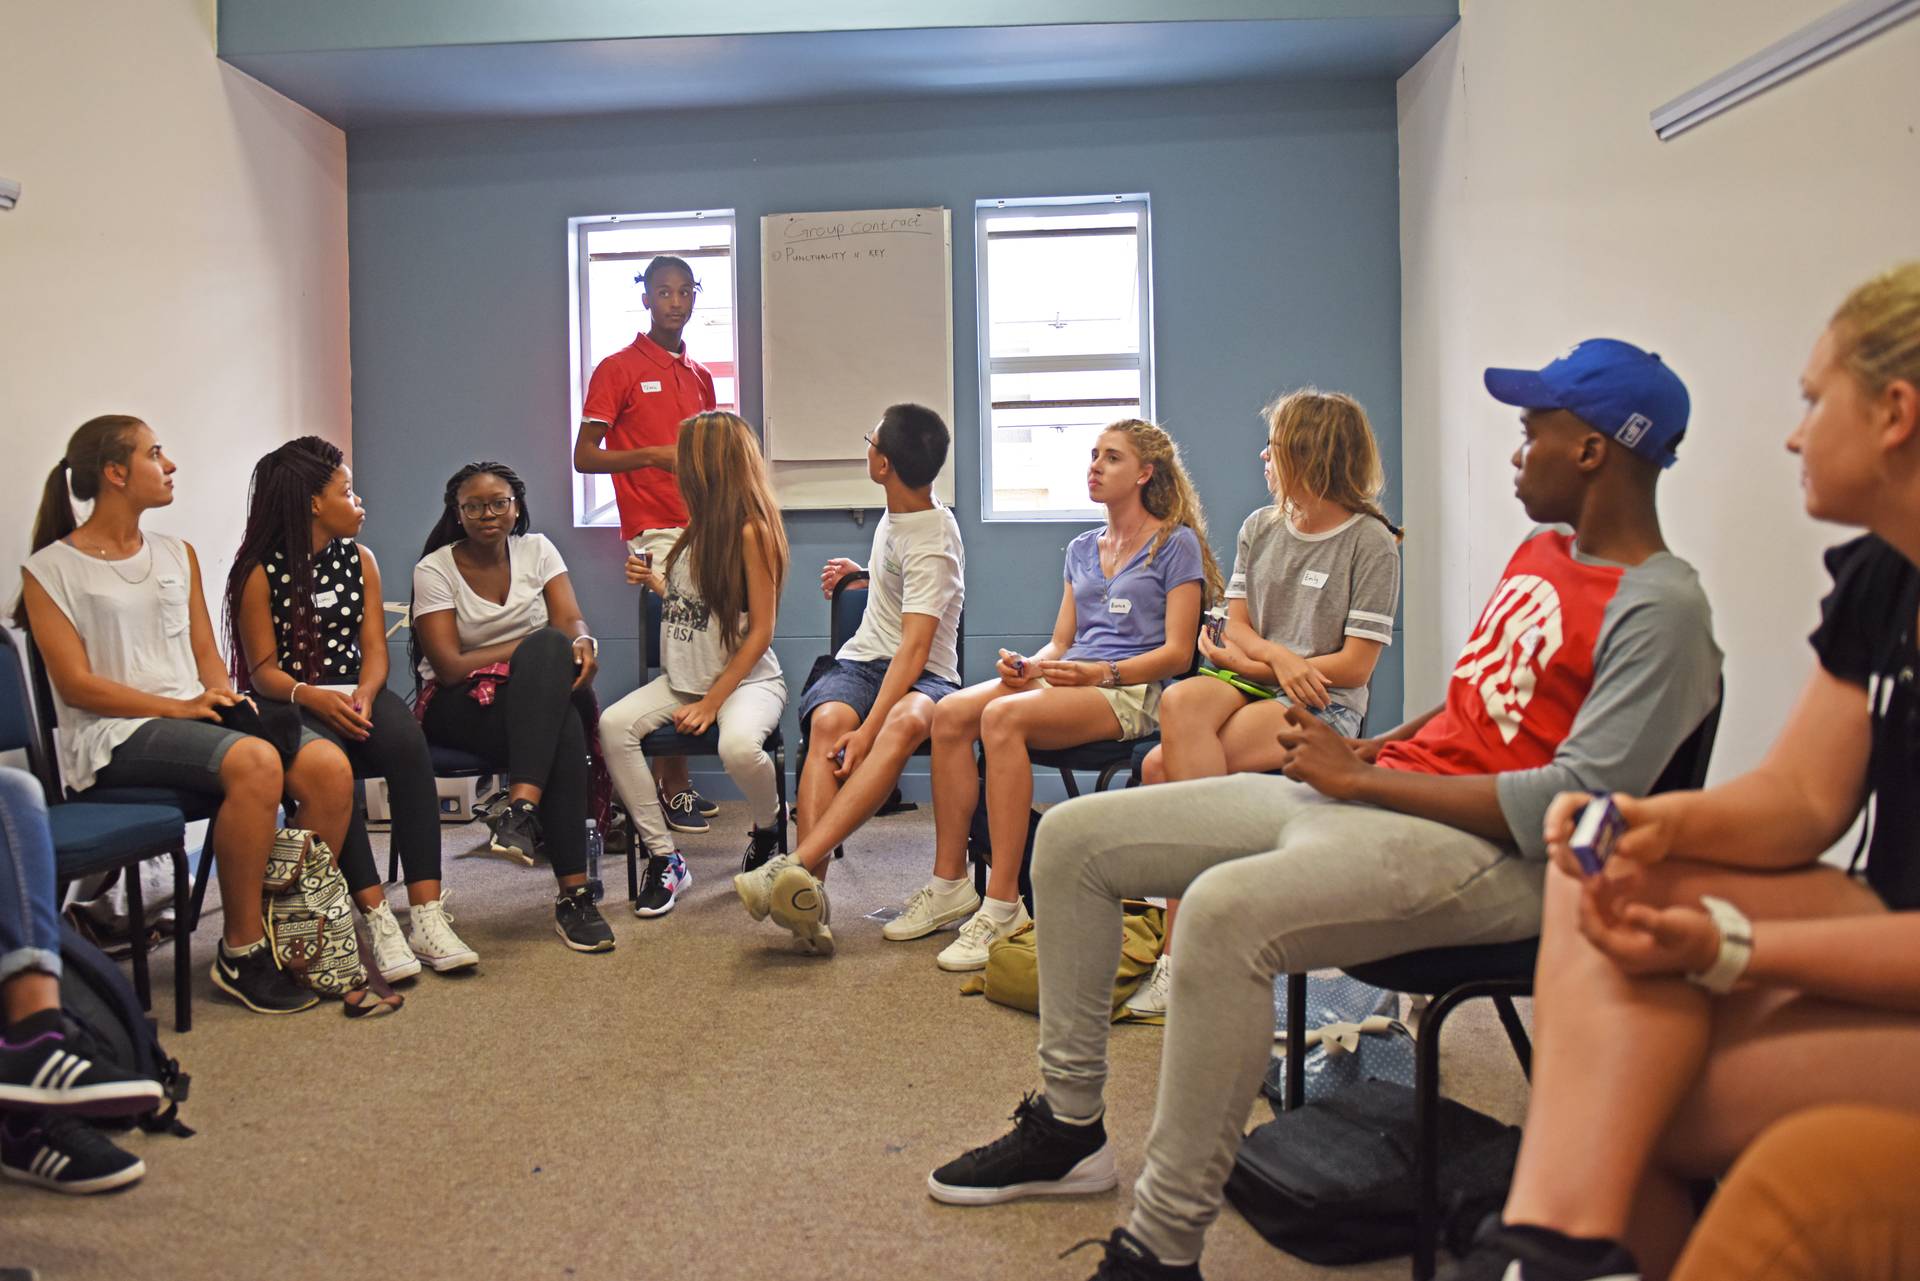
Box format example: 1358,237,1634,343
5,804,1532,1281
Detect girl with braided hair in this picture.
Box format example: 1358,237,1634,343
227,437,478,982
886,419,1220,973
410,461,615,954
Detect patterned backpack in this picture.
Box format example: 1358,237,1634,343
262,828,366,996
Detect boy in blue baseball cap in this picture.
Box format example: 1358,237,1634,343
925,337,1722,1281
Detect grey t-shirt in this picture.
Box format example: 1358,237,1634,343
1227,507,1401,719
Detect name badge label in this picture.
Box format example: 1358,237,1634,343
1107,597,1133,615
314,589,339,608
1300,570,1330,589
640,380,663,393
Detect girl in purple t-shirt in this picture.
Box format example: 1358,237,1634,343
885,419,1223,973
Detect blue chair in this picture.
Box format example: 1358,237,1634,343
4,629,193,1032
623,590,789,895
1279,683,1725,1281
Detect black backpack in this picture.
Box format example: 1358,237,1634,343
1225,1077,1516,1266
58,920,192,1136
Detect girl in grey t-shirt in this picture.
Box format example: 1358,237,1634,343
1127,389,1401,1015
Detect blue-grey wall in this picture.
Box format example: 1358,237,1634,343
347,80,1404,799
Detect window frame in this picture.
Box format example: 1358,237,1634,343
973,194,1155,523
566,208,738,529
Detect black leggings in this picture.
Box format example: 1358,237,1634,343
420,628,591,879
299,688,442,896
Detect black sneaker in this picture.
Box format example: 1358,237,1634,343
554,884,615,952
0,1020,162,1117
741,823,783,874
0,1114,146,1195
691,788,720,818
1060,1229,1202,1280
633,852,692,918
211,943,320,1015
927,1093,1117,1205
1441,1221,1641,1281
489,800,542,864
661,789,709,834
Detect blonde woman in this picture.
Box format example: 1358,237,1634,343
600,412,790,918
1448,268,1920,1280
887,420,1222,972
1127,390,1402,1014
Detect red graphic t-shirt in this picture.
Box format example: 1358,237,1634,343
1378,531,1624,778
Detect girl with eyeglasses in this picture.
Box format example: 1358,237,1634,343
409,461,615,954
226,436,478,985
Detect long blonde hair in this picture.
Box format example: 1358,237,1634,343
667,412,789,651
1104,419,1225,604
1831,261,1920,395
1264,388,1403,543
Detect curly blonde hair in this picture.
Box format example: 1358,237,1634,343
1102,419,1225,604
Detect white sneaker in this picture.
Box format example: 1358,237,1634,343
768,863,834,957
883,879,982,941
936,902,1031,972
408,897,479,973
1123,952,1172,1017
364,901,422,982
734,853,796,921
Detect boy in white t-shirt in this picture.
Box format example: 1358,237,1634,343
733,403,965,956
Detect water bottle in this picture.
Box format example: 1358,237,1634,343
584,819,604,903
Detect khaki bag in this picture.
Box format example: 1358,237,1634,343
262,828,367,997
983,903,1165,1021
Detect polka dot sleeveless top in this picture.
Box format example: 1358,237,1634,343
266,538,365,683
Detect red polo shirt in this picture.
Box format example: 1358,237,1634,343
582,332,717,538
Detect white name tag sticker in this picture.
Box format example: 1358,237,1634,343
1108,597,1133,615
1300,570,1330,589
314,589,339,608
640,380,663,393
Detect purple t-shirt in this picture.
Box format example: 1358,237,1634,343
1063,524,1206,665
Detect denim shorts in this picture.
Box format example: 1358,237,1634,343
797,657,960,732
1277,696,1365,739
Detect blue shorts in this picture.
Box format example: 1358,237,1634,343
797,657,959,734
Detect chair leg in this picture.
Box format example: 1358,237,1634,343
1411,987,1477,1281
124,861,151,1013
626,813,640,904
1097,760,1128,792
1057,768,1081,800
186,815,218,933
775,744,790,855
170,844,192,1033
1284,972,1307,1110
1493,993,1533,1078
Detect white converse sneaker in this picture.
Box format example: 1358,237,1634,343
408,898,479,973
936,902,1031,972
734,852,796,921
768,862,834,957
1122,952,1172,1017
883,879,982,941
364,901,422,982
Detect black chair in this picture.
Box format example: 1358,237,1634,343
796,571,963,860
622,590,788,899
1280,685,1725,1280
3,630,194,1032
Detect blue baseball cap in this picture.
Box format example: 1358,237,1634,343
1484,339,1691,469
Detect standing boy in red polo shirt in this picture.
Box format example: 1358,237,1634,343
573,255,717,831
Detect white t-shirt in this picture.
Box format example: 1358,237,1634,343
660,550,782,696
22,534,206,792
411,533,568,684
836,505,965,685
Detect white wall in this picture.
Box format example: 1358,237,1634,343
0,0,348,614
1399,0,1920,783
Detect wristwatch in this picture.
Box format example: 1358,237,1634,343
1686,895,1753,995
574,635,599,658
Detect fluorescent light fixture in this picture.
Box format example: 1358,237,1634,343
1651,0,1919,141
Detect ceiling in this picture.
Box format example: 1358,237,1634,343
219,16,1460,129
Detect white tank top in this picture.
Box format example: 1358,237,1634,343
660,551,781,697
22,534,205,791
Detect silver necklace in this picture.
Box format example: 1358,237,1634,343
74,535,153,586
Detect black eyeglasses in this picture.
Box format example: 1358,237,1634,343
458,497,515,518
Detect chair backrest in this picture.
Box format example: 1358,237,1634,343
642,588,665,679
0,628,56,799
828,571,965,681
1648,677,1725,796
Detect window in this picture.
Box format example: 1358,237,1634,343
975,195,1153,521
567,210,737,528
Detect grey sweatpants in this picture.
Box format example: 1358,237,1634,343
1031,774,1544,1263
